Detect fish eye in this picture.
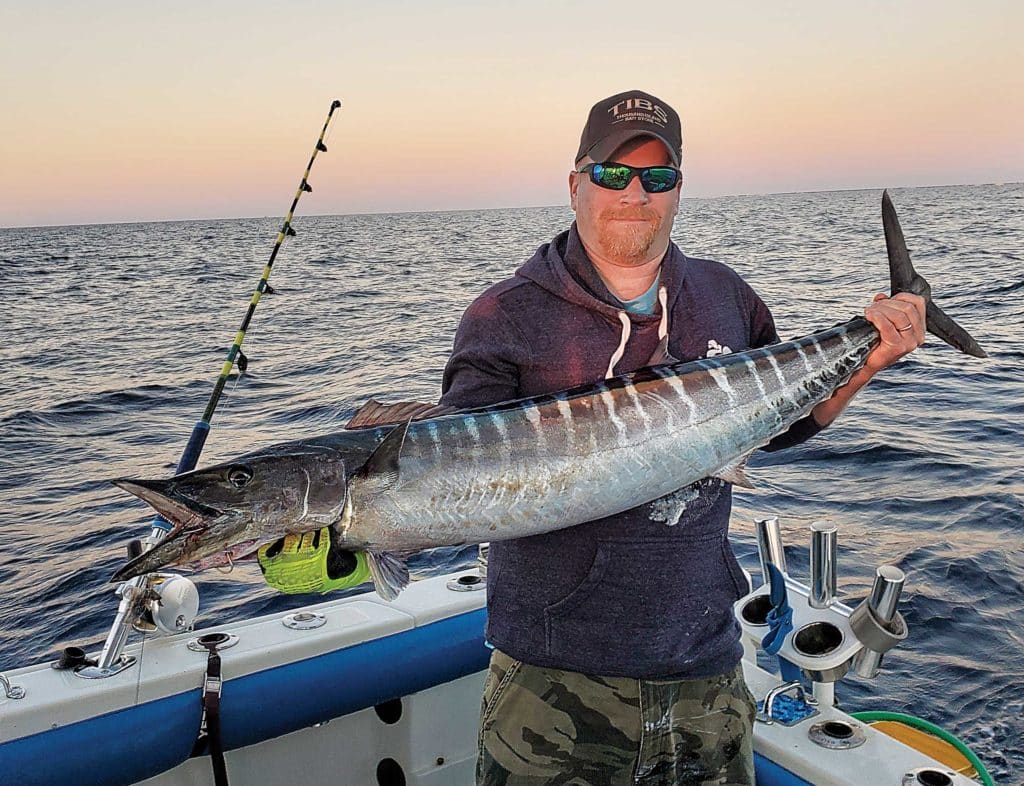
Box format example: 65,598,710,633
227,466,254,488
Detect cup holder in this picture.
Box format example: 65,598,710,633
741,594,773,626
902,769,958,786
793,621,843,657
198,633,231,647
821,721,855,739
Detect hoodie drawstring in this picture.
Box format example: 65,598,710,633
605,312,631,379
605,286,670,379
657,285,669,342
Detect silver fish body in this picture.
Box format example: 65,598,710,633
342,320,874,552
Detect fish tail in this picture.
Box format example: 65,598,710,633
882,190,987,358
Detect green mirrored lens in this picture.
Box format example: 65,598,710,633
593,164,633,190
640,167,678,193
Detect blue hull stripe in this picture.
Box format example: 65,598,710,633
219,608,490,749
2,690,201,786
755,751,813,785
2,609,490,786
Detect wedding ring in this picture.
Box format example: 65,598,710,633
897,323,915,332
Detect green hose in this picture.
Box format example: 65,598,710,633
850,711,994,786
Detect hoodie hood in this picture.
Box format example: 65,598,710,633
515,222,690,326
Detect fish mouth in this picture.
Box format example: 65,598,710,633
112,478,222,531
110,477,239,582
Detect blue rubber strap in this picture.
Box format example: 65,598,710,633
762,603,792,654
760,563,801,681
778,656,801,682
760,564,790,654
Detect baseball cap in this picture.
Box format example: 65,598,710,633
575,90,682,166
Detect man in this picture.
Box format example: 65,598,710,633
434,90,925,785
261,90,924,784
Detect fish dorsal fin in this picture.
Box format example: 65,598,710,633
366,550,410,601
345,399,456,429
356,420,410,488
646,335,679,366
713,453,755,489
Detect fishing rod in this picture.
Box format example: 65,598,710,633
179,98,342,483
94,99,343,673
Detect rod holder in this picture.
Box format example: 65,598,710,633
852,565,906,678
755,516,787,582
809,520,837,609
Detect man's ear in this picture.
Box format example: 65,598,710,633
569,170,579,211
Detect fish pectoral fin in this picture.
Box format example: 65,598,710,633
367,551,410,601
345,400,458,429
356,420,411,489
712,454,755,489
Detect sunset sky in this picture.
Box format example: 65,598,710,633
2,1,1021,227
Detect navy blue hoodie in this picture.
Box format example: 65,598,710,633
439,224,820,679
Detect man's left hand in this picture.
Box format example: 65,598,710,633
861,292,926,373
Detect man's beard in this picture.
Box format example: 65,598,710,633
597,206,663,264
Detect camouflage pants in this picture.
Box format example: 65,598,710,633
477,650,755,786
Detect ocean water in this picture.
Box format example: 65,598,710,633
1,184,1021,780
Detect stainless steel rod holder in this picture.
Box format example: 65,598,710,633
868,565,905,621
852,565,906,678
809,521,838,608
96,524,166,671
755,516,787,582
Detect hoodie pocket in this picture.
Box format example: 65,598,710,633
722,538,751,597
543,535,742,673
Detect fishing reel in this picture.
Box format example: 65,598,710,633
124,572,200,635
114,538,200,635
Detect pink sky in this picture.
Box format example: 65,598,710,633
1,1,1021,227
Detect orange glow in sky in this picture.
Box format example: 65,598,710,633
1,1,1021,227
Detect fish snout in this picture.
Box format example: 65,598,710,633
113,476,221,530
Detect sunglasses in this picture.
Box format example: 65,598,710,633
577,162,681,193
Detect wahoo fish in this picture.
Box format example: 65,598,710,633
112,192,986,599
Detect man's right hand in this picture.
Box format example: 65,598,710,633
257,528,370,594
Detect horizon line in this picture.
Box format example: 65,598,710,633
2,179,1017,232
